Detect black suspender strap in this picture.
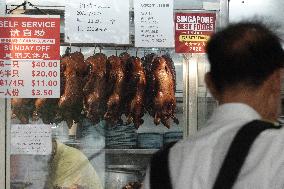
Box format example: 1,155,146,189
213,120,281,189
150,142,176,189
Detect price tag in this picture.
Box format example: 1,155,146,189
0,15,60,98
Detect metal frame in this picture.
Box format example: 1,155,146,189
5,100,11,189
0,99,6,189
183,54,199,136
183,0,229,136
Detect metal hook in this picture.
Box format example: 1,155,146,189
136,48,139,57
125,47,129,53
94,45,97,55
65,46,71,56
159,48,163,56
7,1,26,14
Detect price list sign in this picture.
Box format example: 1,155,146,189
11,124,52,155
175,12,216,53
0,15,60,98
134,0,174,47
65,0,130,44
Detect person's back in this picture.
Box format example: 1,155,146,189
169,103,284,188
143,21,284,189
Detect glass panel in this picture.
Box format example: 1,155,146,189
197,55,218,130
9,17,184,189
6,1,223,188
9,53,184,189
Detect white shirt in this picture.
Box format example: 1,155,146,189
143,103,284,189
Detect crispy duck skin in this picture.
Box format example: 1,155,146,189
33,98,60,124
104,55,125,125
143,53,157,116
124,57,146,128
119,52,131,68
83,53,108,124
58,52,87,128
146,56,179,128
11,98,35,124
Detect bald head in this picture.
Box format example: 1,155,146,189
205,21,284,121
206,21,284,92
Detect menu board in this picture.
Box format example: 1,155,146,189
0,15,60,98
175,12,216,53
65,0,130,44
11,124,52,155
134,0,174,47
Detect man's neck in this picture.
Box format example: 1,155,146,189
218,87,277,122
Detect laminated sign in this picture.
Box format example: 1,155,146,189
11,124,52,155
175,12,216,53
0,15,60,98
134,0,174,47
65,0,130,44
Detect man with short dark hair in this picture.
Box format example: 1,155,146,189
144,21,284,189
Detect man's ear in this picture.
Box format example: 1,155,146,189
263,69,282,93
205,72,220,101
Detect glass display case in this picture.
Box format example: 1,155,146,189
0,0,229,188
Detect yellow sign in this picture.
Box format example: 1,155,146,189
179,34,210,42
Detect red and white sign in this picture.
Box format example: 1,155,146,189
0,15,60,98
175,12,216,53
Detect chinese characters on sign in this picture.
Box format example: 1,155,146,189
0,15,60,98
134,0,174,47
65,0,130,44
175,13,216,53
11,124,52,155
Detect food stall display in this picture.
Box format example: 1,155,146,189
0,0,228,188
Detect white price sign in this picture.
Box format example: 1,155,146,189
65,0,130,44
0,15,60,98
0,60,60,98
134,0,174,47
11,124,52,155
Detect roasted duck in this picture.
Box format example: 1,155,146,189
124,56,146,128
104,55,125,125
119,52,131,67
33,98,60,124
58,51,87,128
83,53,108,124
122,182,142,189
144,54,179,128
11,98,35,124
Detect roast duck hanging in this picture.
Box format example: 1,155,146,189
83,53,108,125
11,50,178,129
143,53,179,128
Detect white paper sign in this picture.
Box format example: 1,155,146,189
134,0,174,47
0,1,5,15
11,124,52,155
65,0,130,44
